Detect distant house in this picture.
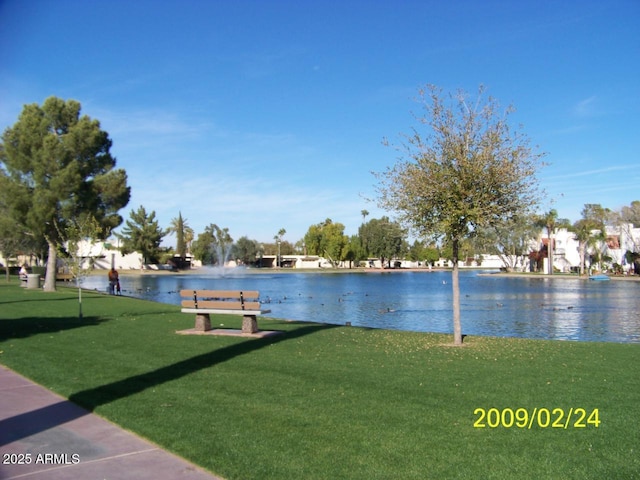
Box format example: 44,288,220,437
537,224,640,274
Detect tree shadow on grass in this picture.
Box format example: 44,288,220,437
0,316,108,342
68,323,335,411
0,323,336,445
0,296,83,305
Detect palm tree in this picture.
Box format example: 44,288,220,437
578,204,610,274
275,228,286,267
570,219,601,275
590,230,610,273
168,212,189,257
183,225,194,254
535,209,570,275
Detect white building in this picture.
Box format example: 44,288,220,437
0,238,144,273
538,223,640,274
74,238,144,270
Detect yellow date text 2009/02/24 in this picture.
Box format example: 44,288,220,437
473,407,600,429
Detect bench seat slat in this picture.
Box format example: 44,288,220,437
181,300,262,310
181,308,271,315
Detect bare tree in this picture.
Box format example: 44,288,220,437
375,85,544,345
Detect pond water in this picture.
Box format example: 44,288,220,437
80,270,640,343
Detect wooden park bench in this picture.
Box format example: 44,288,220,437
180,289,271,334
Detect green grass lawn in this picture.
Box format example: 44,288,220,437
1,281,639,479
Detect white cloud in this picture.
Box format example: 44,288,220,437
68,103,386,245
122,169,378,245
572,96,597,117
544,165,630,181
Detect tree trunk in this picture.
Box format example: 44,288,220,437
451,239,462,345
579,243,586,276
547,228,554,275
43,240,57,292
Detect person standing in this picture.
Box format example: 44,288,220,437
108,267,119,295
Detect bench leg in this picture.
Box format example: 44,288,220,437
242,315,258,334
195,313,212,332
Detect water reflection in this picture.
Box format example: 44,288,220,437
80,270,640,343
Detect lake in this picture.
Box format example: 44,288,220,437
80,269,640,344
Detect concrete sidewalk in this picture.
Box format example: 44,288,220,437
0,365,223,480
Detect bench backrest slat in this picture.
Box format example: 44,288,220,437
179,289,260,300
181,300,262,310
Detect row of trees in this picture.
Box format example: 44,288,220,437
113,198,640,276
112,206,420,269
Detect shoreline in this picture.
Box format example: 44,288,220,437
477,271,640,281
88,267,640,281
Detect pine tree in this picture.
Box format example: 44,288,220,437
0,97,130,290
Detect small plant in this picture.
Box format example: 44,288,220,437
56,214,105,318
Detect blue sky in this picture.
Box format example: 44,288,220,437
1,0,638,246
